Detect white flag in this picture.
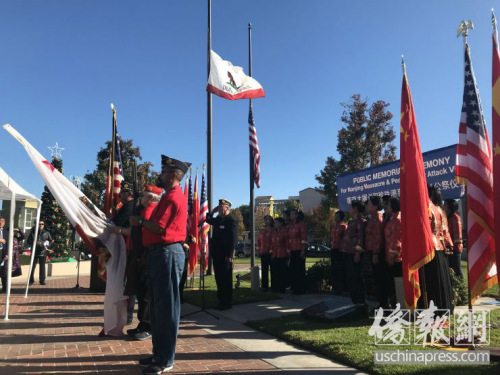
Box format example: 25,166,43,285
207,50,265,100
3,124,127,335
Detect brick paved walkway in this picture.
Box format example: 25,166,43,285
0,276,279,374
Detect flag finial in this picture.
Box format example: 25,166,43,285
248,22,252,29
110,103,115,112
493,9,497,30
401,55,406,74
202,163,206,170
457,20,474,40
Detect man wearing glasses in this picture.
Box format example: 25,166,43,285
27,220,53,285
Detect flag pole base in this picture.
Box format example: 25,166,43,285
251,266,260,291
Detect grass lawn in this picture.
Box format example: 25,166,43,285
183,272,281,309
248,309,500,375
459,263,499,299
234,257,329,267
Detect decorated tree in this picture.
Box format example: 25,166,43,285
40,157,71,259
316,94,396,207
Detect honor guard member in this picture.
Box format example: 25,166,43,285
112,181,135,228
131,155,189,375
444,199,463,278
364,196,387,309
384,197,402,308
258,215,274,291
271,217,288,293
109,184,163,341
206,198,239,310
288,209,308,294
425,185,453,313
342,200,366,305
330,211,347,295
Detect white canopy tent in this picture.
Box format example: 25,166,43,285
0,167,42,319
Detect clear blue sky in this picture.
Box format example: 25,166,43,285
0,0,497,207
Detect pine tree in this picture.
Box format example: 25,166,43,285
40,157,71,259
316,94,396,207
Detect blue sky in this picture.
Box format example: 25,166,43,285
0,0,497,207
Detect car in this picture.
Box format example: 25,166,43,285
306,244,331,257
235,242,251,258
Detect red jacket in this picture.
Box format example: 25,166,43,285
448,213,463,252
272,228,288,258
384,213,401,263
288,222,307,251
364,213,384,254
330,222,347,250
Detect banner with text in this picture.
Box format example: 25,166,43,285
337,144,463,212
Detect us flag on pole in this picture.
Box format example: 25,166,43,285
103,105,124,218
199,169,210,270
456,42,498,303
249,105,261,188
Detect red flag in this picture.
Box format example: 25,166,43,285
492,13,500,293
199,168,210,270
400,67,435,310
456,42,497,303
188,173,199,276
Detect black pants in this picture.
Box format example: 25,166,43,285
331,248,345,293
213,256,233,307
272,257,287,292
289,251,306,294
136,265,151,332
368,253,389,308
30,256,46,283
343,252,365,304
424,250,453,313
260,254,272,289
449,250,463,278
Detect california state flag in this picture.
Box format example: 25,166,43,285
207,50,265,100
3,124,128,336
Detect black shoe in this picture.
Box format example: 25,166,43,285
40,281,46,285
139,356,155,367
127,328,140,337
142,364,173,374
29,281,34,286
133,331,152,341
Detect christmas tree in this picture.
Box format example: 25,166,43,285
40,157,71,259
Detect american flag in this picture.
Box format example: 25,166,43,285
103,106,124,218
492,11,500,294
199,169,210,270
249,104,261,188
456,43,497,303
